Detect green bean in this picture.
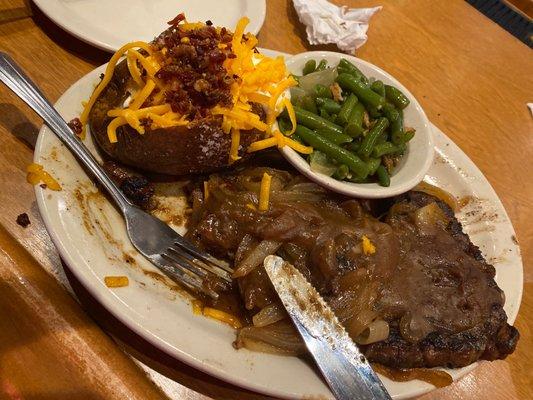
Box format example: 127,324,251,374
316,59,328,71
382,102,400,123
390,109,405,144
277,118,292,134
333,164,350,180
343,102,366,137
313,84,333,99
401,128,415,143
358,117,389,158
315,98,342,114
367,105,382,119
376,129,388,144
289,106,344,137
371,80,386,97
366,157,381,175
300,96,318,114
319,108,331,121
395,143,407,155
336,73,386,109
295,125,369,178
372,142,400,158
344,124,362,138
336,93,358,126
347,140,361,153
376,165,390,187
337,58,369,84
303,60,317,75
384,84,410,110
393,128,415,145
316,129,352,145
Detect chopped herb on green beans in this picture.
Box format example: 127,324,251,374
280,58,416,187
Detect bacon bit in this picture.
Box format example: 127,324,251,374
67,117,83,135
104,276,129,288
16,213,30,228
167,12,186,26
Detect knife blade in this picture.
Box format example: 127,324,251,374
263,255,392,400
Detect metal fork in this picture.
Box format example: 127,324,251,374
0,53,232,298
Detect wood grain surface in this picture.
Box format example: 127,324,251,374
0,0,531,399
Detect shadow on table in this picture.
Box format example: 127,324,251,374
0,102,39,149
63,262,280,400
29,2,109,67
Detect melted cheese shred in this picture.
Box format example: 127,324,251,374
258,172,272,211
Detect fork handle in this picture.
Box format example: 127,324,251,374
0,52,132,212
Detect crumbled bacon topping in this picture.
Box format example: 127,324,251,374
151,23,235,120
68,117,83,135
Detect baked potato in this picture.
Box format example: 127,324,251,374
88,58,264,176
81,15,306,177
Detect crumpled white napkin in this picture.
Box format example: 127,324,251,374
293,0,381,53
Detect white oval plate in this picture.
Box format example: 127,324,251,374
281,51,434,199
33,0,266,53
33,49,523,399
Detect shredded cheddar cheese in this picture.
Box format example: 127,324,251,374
79,40,154,139
229,128,241,163
202,307,242,329
258,172,272,211
203,181,209,200
26,163,62,191
283,98,297,136
362,235,376,255
104,276,129,288
77,16,313,160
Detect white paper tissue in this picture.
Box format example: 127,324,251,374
293,0,381,53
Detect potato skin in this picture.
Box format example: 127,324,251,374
88,59,263,176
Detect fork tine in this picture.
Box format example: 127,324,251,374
167,245,232,283
162,250,208,280
157,255,219,299
173,236,233,274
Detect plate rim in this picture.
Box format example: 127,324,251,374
32,51,523,400
33,0,267,53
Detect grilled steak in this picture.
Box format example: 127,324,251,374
186,167,519,369
103,161,155,210
361,191,519,368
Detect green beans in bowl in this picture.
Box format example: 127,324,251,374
278,51,433,198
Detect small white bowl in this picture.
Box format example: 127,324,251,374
281,51,434,198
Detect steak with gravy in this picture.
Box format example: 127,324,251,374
185,167,518,369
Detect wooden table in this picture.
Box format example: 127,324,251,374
0,0,531,399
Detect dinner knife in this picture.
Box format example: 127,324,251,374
263,255,392,400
